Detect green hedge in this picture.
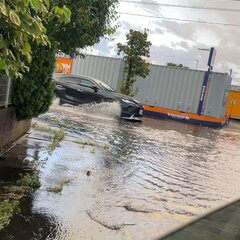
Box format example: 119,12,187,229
12,43,56,120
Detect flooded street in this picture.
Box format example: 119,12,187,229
1,101,240,240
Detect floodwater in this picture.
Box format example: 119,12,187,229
1,100,240,240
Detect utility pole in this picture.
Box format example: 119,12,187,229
197,47,216,115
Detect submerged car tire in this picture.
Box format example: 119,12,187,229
59,99,64,105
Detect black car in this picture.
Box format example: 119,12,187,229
53,74,144,121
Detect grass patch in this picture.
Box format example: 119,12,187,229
16,173,41,189
0,201,20,231
33,124,54,133
47,185,63,193
45,116,62,124
63,119,71,125
48,129,65,152
44,117,71,126
47,179,72,193
103,144,110,150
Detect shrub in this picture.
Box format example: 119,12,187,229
0,201,20,230
12,43,56,120
16,173,41,189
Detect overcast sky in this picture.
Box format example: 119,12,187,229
86,0,240,85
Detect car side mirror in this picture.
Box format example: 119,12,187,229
92,86,99,93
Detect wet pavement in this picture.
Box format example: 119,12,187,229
0,101,240,240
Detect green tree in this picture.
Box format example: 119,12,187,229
52,0,119,55
0,0,71,78
166,63,189,69
12,0,119,120
117,29,152,96
12,42,56,120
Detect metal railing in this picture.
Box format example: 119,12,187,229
0,75,12,107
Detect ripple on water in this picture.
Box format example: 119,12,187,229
2,103,240,240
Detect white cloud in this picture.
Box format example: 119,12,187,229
89,0,240,84
193,29,221,47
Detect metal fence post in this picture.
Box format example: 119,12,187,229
5,76,11,107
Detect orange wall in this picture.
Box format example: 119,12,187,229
226,91,240,119
55,57,73,74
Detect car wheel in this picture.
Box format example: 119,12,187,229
59,99,64,105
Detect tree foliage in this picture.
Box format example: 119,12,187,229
9,0,119,120
12,42,56,120
166,62,189,69
0,0,71,78
117,29,151,96
51,0,119,56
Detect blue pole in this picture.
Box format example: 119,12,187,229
197,68,211,115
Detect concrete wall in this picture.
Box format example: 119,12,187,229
0,107,31,149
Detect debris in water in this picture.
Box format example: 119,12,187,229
123,205,153,213
73,140,98,147
47,179,72,193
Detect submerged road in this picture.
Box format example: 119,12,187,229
0,101,240,240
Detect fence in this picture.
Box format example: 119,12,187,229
0,75,12,107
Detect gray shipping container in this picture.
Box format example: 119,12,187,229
72,55,124,90
134,65,232,118
134,65,205,114
72,55,232,119
202,72,231,118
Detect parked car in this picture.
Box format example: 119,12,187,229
53,74,144,121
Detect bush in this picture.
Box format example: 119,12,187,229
16,173,41,189
0,201,20,230
12,43,56,120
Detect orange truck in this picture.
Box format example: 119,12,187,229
226,86,240,120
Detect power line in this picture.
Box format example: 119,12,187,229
118,12,240,27
120,0,240,12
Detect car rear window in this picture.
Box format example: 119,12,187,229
61,77,81,85
80,79,97,88
96,81,115,92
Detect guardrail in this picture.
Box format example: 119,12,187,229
0,75,12,107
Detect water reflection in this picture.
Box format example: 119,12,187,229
0,103,240,240
0,195,61,240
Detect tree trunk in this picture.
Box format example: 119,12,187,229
125,59,133,95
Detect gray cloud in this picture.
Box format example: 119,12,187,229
93,1,240,85
139,0,163,15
